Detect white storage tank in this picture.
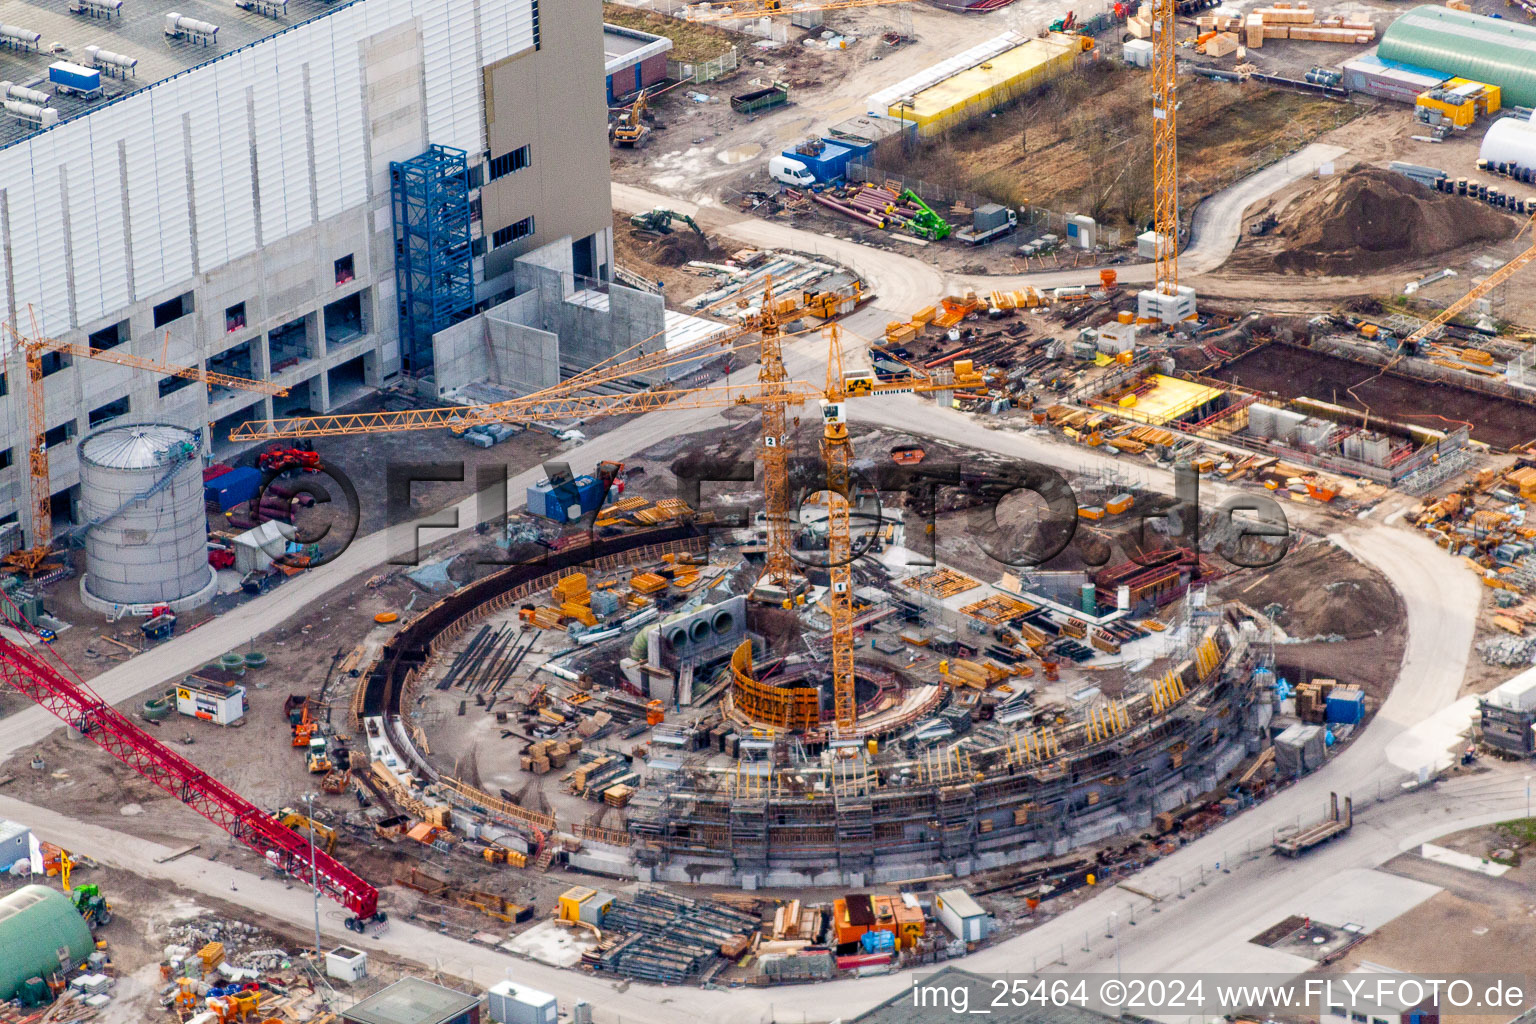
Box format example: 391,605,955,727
1480,111,1536,173
78,423,215,612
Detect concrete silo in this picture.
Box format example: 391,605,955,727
77,423,216,612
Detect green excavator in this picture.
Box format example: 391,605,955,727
60,850,112,928
628,208,705,238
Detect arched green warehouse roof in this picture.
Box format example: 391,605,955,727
1379,6,1536,109
0,885,94,1001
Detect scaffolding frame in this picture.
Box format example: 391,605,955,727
389,145,476,378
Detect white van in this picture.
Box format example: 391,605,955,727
768,155,817,187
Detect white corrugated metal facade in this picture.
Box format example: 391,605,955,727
0,0,537,336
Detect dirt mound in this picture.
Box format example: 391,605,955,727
645,231,715,267
1270,166,1515,275
1226,540,1400,640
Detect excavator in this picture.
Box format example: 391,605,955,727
628,208,705,238
276,808,338,855
609,90,653,148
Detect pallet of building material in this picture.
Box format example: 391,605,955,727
1288,26,1371,40
903,568,981,598
630,572,669,595
1240,14,1265,47
1255,5,1316,23
525,607,564,630
605,784,635,807
602,496,649,516
554,572,591,605
960,593,1036,625
1203,32,1240,56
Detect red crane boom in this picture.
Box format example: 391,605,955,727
0,616,384,929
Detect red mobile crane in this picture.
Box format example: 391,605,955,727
0,601,385,932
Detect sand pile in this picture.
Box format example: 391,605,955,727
1269,166,1514,275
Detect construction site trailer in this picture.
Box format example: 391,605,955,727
933,888,989,942
175,680,246,725
488,980,558,1024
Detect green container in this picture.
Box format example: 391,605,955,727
244,652,268,669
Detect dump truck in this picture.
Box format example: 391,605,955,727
1272,792,1352,857
731,81,790,114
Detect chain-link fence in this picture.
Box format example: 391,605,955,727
668,47,739,85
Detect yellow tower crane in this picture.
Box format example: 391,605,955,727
3,321,290,575
818,325,859,732
1140,0,1194,325
229,329,982,734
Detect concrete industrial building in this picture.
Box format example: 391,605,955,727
0,0,612,550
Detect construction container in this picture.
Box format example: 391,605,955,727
558,886,614,925
933,888,989,942
204,466,263,511
324,947,368,982
175,680,246,725
781,138,859,183
48,61,100,94
527,478,584,522
1325,690,1365,724
1340,54,1448,104
1105,493,1134,515
0,819,30,868
1122,39,1153,67
488,980,558,1024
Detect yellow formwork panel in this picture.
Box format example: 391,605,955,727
888,35,1078,137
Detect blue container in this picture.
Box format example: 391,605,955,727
1325,691,1365,725
49,61,100,93
573,474,603,514
204,466,263,511
860,930,896,953
526,479,582,522
781,139,857,183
